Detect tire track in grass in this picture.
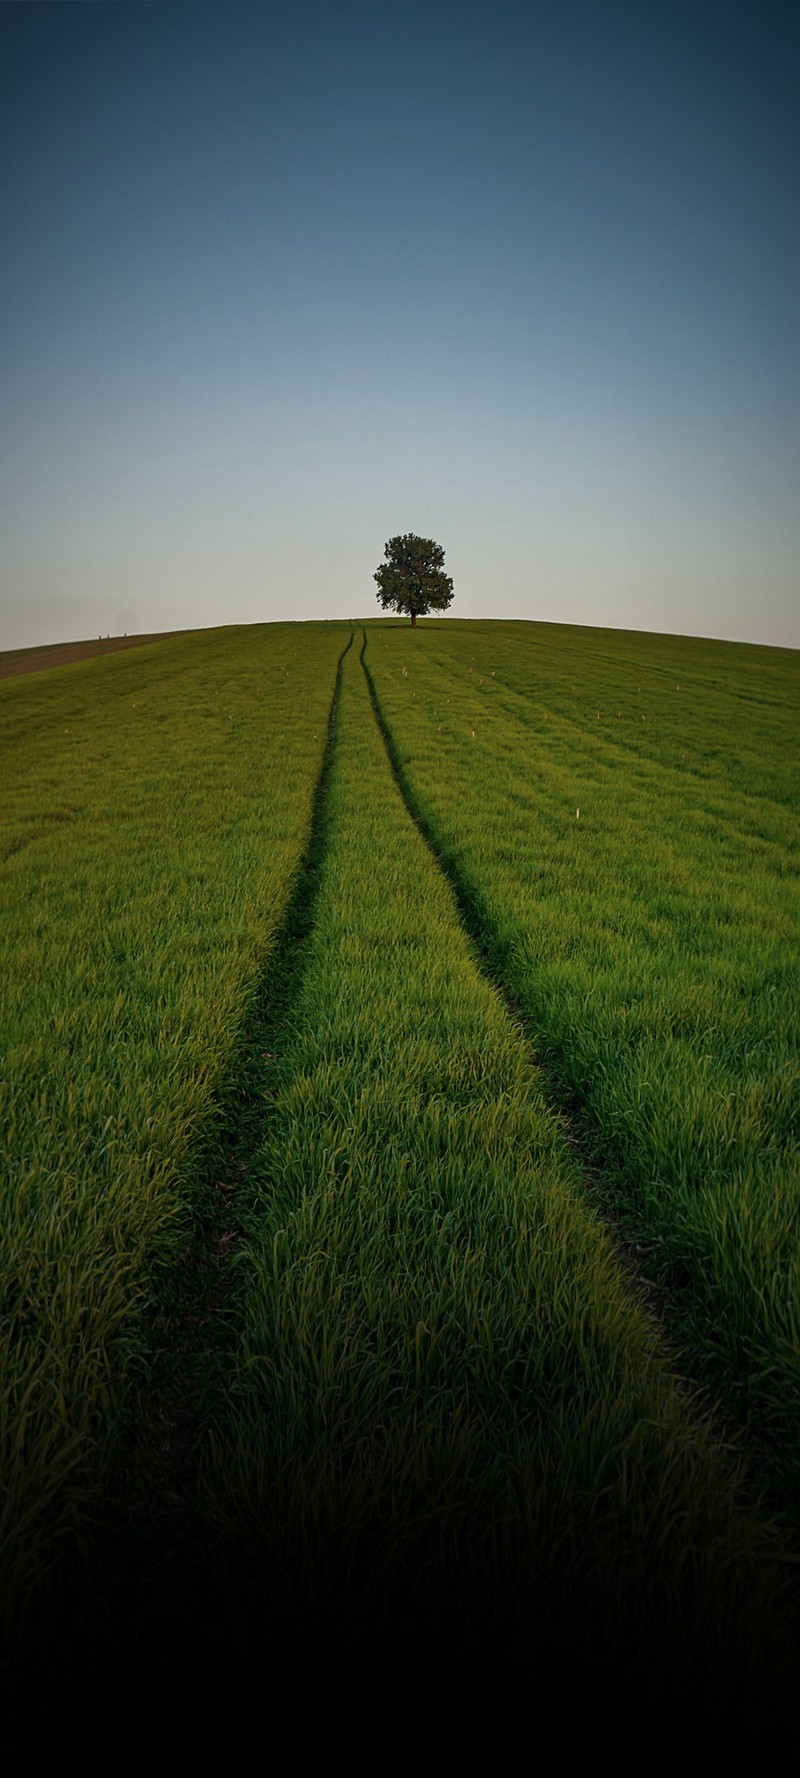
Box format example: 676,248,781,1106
356,631,800,1722
32,624,793,1739
180,633,796,1730
360,625,800,1529
361,626,800,1524
11,630,355,1729
359,630,790,1477
359,631,739,1426
118,628,354,1503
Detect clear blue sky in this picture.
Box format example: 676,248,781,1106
1,0,798,649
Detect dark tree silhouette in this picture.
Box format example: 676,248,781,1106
374,534,454,627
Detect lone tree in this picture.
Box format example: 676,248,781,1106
374,533,454,627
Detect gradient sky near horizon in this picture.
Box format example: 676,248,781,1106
1,0,798,651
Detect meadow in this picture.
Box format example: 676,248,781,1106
1,616,798,1723
0,624,345,1633
364,619,800,1519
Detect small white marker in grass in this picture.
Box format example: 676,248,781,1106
576,808,580,819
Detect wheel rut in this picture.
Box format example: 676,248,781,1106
139,625,353,1486
358,628,741,1447
44,629,356,1691
7,625,796,1743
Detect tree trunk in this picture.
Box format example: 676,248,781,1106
411,612,417,627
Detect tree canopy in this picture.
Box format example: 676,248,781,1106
374,534,454,627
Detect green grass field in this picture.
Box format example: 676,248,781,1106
1,616,798,1726
0,625,345,1633
363,620,800,1518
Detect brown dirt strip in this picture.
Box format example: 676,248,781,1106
0,630,195,680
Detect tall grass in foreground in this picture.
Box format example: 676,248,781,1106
203,638,792,1708
0,623,345,1635
364,619,800,1520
